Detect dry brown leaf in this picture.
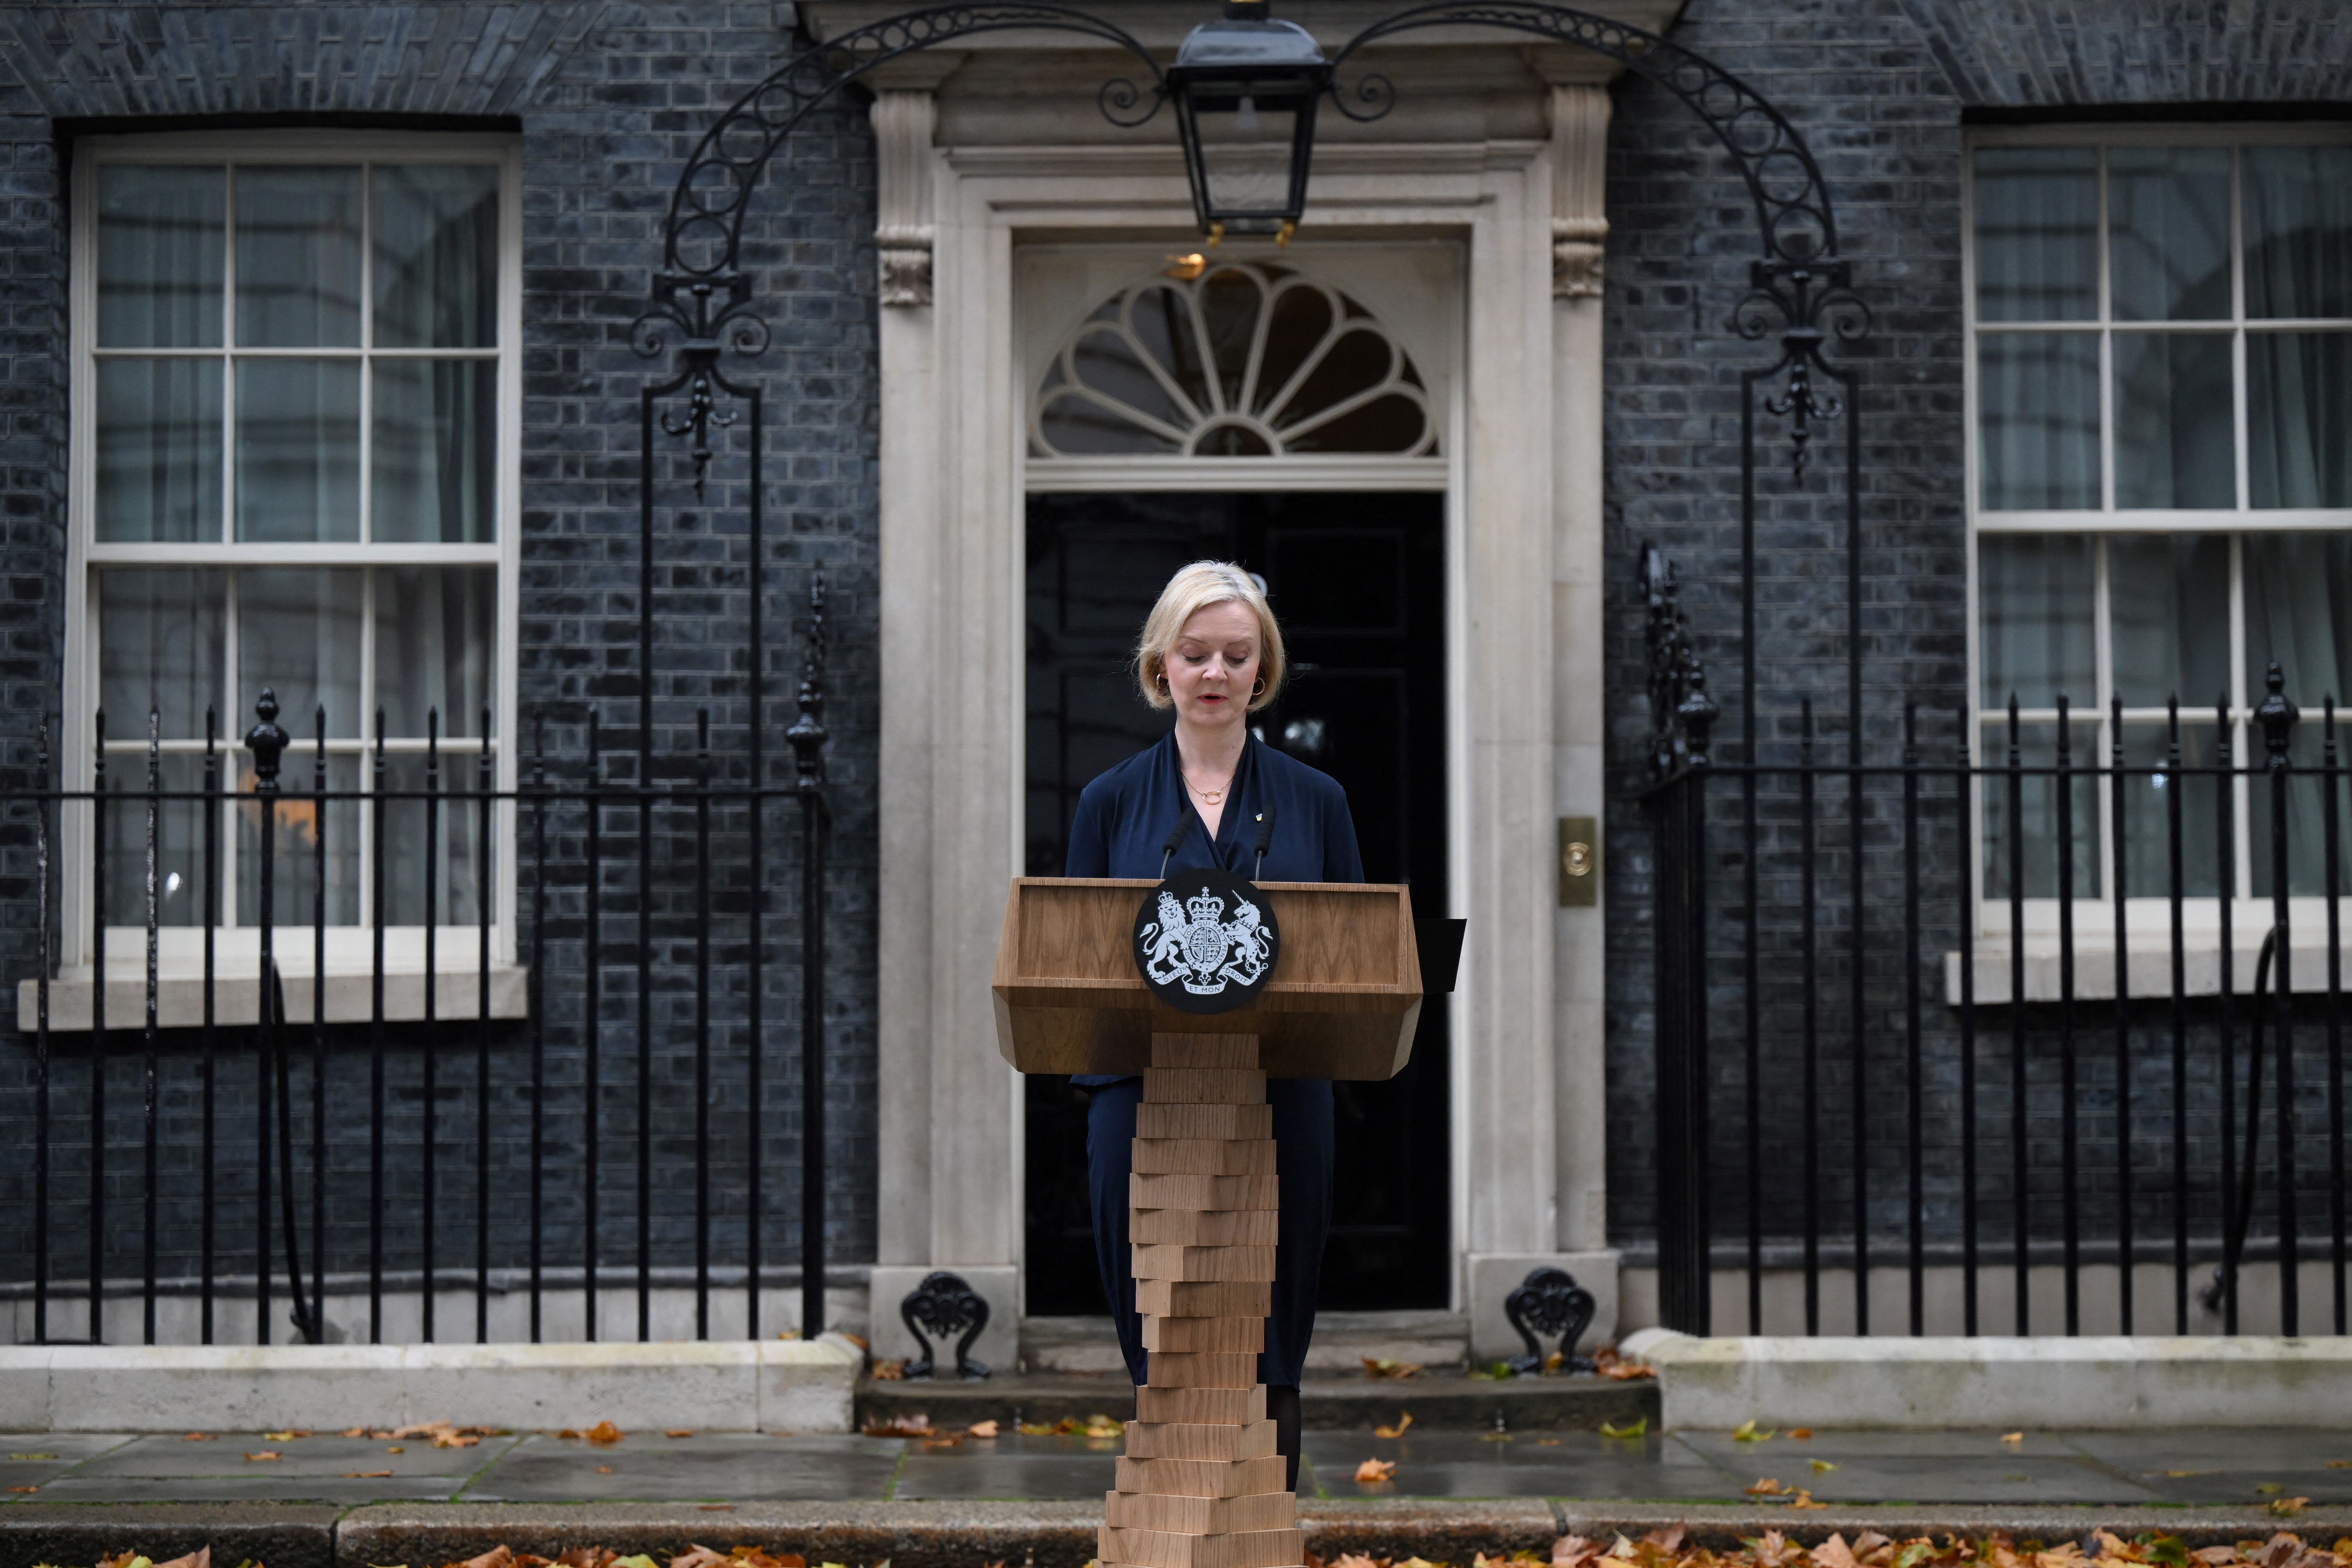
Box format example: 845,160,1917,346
1555,1538,1602,1568
556,1550,618,1568
341,1470,394,1479
595,1464,614,1473
184,1432,213,1441
6,1485,37,1494
671,1547,730,1568
2269,1501,2312,1518
1746,1477,1787,1496
1375,1412,1414,1439
1789,1428,1814,1440
967,1421,1000,1438
1644,1530,1687,1554
152,1548,209,1568
460,1546,514,1568
1752,1530,1799,1568
2000,1431,2025,1444
1361,1357,1423,1380
841,1332,869,1349
1355,1456,1398,1483
586,1421,624,1445
665,1429,696,1440
556,1429,583,1440
1813,1535,1860,1568
339,1427,367,1438
243,1450,282,1462
2190,1551,2239,1565
1791,1491,1827,1510
869,1359,907,1381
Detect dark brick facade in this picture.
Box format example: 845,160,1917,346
0,1,883,1303
0,0,2345,1323
1601,0,2352,1269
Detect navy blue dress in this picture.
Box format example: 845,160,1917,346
1064,730,1363,1390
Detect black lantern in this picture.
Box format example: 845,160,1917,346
1168,0,1331,242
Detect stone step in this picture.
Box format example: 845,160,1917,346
856,1368,1658,1432
1023,1310,1473,1375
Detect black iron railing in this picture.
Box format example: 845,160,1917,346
4,586,836,1348
1643,546,2350,1339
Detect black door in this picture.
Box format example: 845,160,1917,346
1022,490,1449,1313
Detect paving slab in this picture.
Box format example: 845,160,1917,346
891,1433,1121,1500
66,1431,524,1480
858,1372,1658,1434
1302,1429,1745,1502
2050,1430,2352,1507
1671,1429,2161,1506
458,1432,906,1504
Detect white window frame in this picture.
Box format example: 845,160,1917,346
1960,121,2352,1001
54,129,523,1005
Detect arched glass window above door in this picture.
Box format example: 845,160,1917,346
1030,262,1437,459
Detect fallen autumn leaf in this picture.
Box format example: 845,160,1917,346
1374,1412,1413,1439
242,1450,282,1462
1355,1457,1397,1483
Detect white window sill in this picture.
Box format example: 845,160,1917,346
1944,934,2350,1006
17,964,528,1033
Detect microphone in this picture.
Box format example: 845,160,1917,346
1252,805,1276,880
1158,816,1192,879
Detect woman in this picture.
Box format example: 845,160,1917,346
1064,559,1363,1491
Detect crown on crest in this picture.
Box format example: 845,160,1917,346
1186,889,1224,925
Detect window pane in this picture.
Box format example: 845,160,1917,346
2112,333,2235,508
97,358,221,543
375,566,496,738
2249,719,2352,898
2107,533,2231,708
101,754,218,932
372,165,499,349
237,568,363,739
235,358,360,541
377,752,488,926
2248,332,2352,508
2108,147,2230,322
1973,147,2097,322
1978,333,2100,509
236,752,359,929
97,165,223,348
99,569,225,739
2243,531,2352,710
1980,719,2102,899
234,166,362,348
372,359,496,542
2118,720,2225,899
2243,145,2352,321
1980,533,2095,707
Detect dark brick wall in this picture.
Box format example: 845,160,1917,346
0,1,884,1311
1600,0,2352,1263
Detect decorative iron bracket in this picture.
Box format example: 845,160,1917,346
1502,1266,1597,1374
900,1269,992,1380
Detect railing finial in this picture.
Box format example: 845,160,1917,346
246,689,288,792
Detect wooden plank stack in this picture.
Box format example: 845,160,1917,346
1100,1031,1302,1568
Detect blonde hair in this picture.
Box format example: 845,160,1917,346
1135,561,1286,714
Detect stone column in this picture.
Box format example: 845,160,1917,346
868,55,1022,1372
1466,78,1622,1364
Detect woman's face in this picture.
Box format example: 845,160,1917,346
1163,599,1261,735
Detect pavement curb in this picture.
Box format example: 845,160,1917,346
8,1500,2348,1568
0,1502,341,1568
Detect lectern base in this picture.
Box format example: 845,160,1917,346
1101,1032,1303,1568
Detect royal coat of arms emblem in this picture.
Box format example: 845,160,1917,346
1132,866,1281,1015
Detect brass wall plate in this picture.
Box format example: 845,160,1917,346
1558,815,1598,907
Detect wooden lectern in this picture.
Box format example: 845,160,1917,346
993,877,1426,1568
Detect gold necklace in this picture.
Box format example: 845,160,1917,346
1182,757,1239,806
